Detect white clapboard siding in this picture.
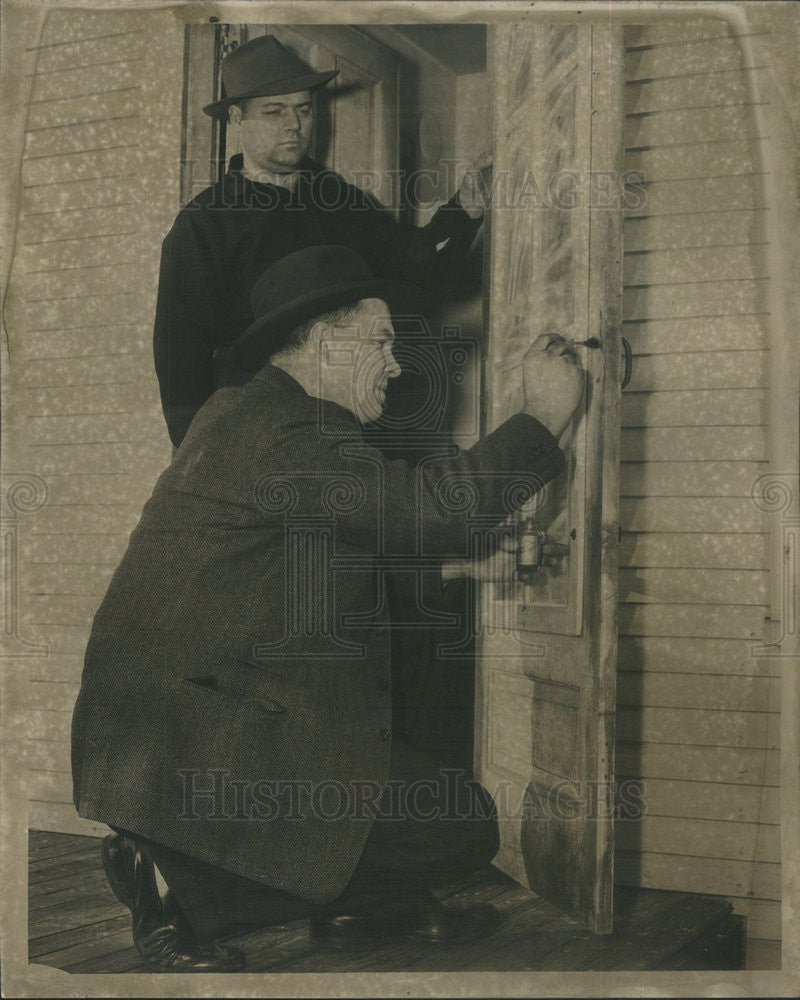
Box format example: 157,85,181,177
620,459,768,496
615,815,780,863
623,211,769,254
618,16,779,947
617,671,779,712
618,533,769,571
7,7,182,838
27,680,82,712
622,389,767,428
615,776,778,825
617,635,775,674
616,704,779,749
615,851,780,901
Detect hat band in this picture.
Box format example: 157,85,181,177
251,277,374,321
226,69,336,101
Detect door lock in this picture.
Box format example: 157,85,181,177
516,516,547,579
570,335,632,388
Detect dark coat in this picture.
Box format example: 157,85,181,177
154,155,481,446
71,366,564,903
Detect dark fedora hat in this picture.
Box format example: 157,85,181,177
203,35,339,117
221,246,422,373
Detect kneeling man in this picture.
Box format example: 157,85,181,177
71,245,584,971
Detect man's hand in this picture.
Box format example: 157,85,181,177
521,333,585,439
456,150,492,219
441,533,570,583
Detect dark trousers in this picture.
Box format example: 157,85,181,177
134,741,498,942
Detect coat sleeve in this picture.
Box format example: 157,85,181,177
351,188,482,288
250,411,565,559
153,210,223,448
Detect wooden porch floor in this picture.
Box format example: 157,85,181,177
29,830,746,974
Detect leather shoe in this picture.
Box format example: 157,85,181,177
101,833,245,972
310,888,502,950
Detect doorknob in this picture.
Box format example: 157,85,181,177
621,337,633,389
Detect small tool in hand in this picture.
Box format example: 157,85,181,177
571,337,601,349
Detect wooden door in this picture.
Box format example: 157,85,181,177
475,21,625,934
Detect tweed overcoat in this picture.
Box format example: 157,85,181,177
71,366,565,903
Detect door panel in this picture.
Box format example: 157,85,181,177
476,21,624,934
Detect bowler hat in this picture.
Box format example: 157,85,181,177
203,35,339,117
220,246,421,373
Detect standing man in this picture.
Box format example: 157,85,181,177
75,246,584,971
154,33,489,447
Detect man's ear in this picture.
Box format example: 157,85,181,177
310,320,329,353
228,104,242,127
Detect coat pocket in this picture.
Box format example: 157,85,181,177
183,675,287,714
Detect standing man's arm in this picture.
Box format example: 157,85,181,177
353,153,491,286
153,211,223,448
407,150,491,265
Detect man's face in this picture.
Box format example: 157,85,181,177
320,299,402,424
235,90,313,172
